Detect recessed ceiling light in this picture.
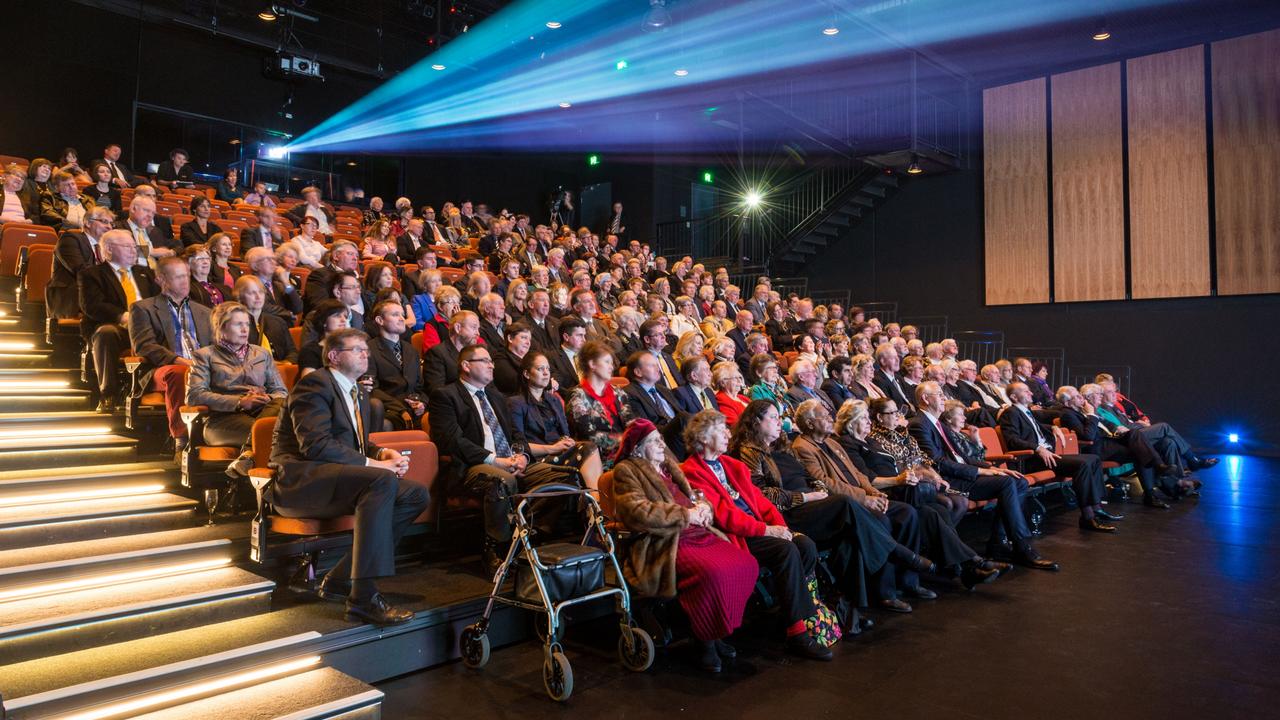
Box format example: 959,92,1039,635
546,21,561,29
673,68,689,77
431,63,446,70
1093,18,1110,40
228,139,241,145
907,154,923,174
347,161,357,166
559,101,572,108
823,27,839,36
258,7,278,22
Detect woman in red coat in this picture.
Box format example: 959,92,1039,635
680,409,834,662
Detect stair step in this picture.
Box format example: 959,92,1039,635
0,460,171,503
0,492,198,550
0,432,136,471
0,522,245,571
860,184,887,198
853,196,876,207
2,631,320,720
0,538,235,599
128,668,383,720
0,565,275,664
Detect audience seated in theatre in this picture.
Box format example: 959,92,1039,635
565,341,631,467
155,147,193,189
235,275,297,364
672,355,718,415
546,315,585,390
1093,381,1215,488
1,163,39,225
711,360,751,427
419,285,460,351
285,186,335,235
423,309,480,395
242,180,276,208
208,233,241,288
241,207,285,253
49,206,113,318
99,143,139,188
215,167,243,203
821,356,856,410
41,170,95,231
289,216,328,270
184,244,230,308
491,322,531,396
117,195,178,267
298,301,351,376
784,358,835,418
243,246,301,324
84,163,121,215
1055,385,1174,508
80,229,159,413
507,350,604,491
365,300,425,431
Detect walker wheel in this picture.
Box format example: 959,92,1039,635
618,627,655,672
460,624,490,669
543,650,574,702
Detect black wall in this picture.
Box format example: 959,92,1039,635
808,167,1280,456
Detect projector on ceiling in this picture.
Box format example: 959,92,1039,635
279,55,324,81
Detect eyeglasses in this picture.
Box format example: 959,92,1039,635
335,346,369,355
467,357,494,364
879,409,902,416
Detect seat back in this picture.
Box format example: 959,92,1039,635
251,416,278,469
369,430,440,523
410,331,423,356
23,244,55,300
288,326,303,349
2,226,58,275
596,470,617,517
276,362,299,390
975,426,1005,457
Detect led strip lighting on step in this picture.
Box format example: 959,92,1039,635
57,656,322,720
0,483,166,508
0,379,72,390
0,557,231,603
0,424,112,440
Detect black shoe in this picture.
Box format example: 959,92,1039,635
879,597,913,613
960,564,1000,590
985,539,1015,560
345,592,414,625
858,616,875,631
481,540,505,577
316,574,351,603
905,553,937,575
1079,517,1117,533
979,558,1012,574
1095,508,1125,521
786,634,834,661
1013,549,1059,571
905,585,938,600
1143,495,1171,509
694,640,721,673
714,639,737,659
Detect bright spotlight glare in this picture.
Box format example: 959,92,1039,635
1228,433,1239,443
546,21,562,29
823,27,839,36
265,145,288,160
744,190,762,208
431,64,446,70
558,101,572,108
673,68,689,77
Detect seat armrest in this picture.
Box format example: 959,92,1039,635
180,405,210,423
985,453,1015,462
123,355,144,373
1005,449,1034,457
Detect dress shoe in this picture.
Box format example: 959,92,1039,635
1189,456,1218,470
1079,517,1117,533
714,639,737,659
985,539,1015,560
879,597,913,613
960,564,1000,590
225,451,254,479
1095,508,1125,521
481,540,505,577
979,559,1012,574
905,585,938,600
95,398,116,414
906,553,937,575
1013,551,1059,571
1143,495,1171,509
345,593,414,625
858,616,875,631
786,634,834,661
316,574,351,603
694,640,721,673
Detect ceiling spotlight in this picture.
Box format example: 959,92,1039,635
347,161,357,166
258,6,278,21
545,21,562,29
907,154,923,174
431,63,446,70
1092,18,1111,41
642,0,672,33
744,190,762,208
673,68,689,77
823,26,839,36
559,101,572,108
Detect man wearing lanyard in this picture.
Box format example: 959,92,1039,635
129,257,213,453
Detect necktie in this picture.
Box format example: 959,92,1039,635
390,339,402,367
170,299,196,358
700,389,714,410
648,387,673,419
1024,408,1048,446
118,267,138,307
350,385,366,455
109,160,121,181
258,320,272,357
935,418,962,460
475,389,513,458
657,354,677,389
132,226,153,269
610,215,621,233
91,241,101,264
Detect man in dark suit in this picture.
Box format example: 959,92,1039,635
603,201,626,240
873,345,915,418
239,207,284,252
477,293,507,350
79,230,158,413
116,195,178,269
129,256,213,446
725,310,753,359
303,240,360,314
821,356,856,411
270,328,428,624
396,218,428,262
100,144,139,188
49,207,112,318
524,289,558,354
367,300,424,431
284,187,336,236
326,272,365,334
785,358,836,418
423,310,480,395
427,344,562,571
639,318,682,391
1056,385,1172,509
244,247,302,325
570,289,621,360
672,355,718,415
999,382,1113,532
0,163,40,224
907,380,1058,571
546,316,585,391
620,351,687,455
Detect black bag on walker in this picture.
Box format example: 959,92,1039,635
516,543,607,605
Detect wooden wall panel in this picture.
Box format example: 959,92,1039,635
983,78,1049,305
1212,28,1280,296
1127,46,1211,299
1051,63,1126,302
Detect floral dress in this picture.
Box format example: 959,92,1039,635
565,382,633,469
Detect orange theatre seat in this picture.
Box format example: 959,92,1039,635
19,244,54,306
2,225,58,276
976,424,1058,535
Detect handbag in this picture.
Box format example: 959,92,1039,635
802,574,842,648
515,542,607,605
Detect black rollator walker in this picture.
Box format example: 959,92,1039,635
459,484,654,701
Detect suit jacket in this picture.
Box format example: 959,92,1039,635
422,339,463,395
239,225,284,252
789,434,874,502
269,368,384,509
249,311,298,363
127,295,213,389
546,346,580,390
479,320,506,351
821,378,855,411
189,279,232,308
99,158,140,187
621,381,682,427
785,383,836,417
284,204,335,230
0,186,40,223
427,380,529,485
114,219,177,258
602,211,626,240
491,347,524,396
672,384,718,415
725,327,750,358
899,379,921,409
78,262,158,336
873,368,915,416
526,316,558,354
260,275,302,324
396,232,427,262
907,413,981,487
303,265,339,313
179,219,223,248
49,230,102,317
508,391,572,446
997,403,1056,454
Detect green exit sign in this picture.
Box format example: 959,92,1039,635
702,171,714,183
588,154,601,166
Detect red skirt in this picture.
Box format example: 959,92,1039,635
674,526,758,641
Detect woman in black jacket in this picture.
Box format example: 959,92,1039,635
181,196,223,247
507,351,603,492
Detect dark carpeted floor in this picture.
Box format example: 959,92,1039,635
378,456,1280,720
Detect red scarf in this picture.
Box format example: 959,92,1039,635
580,378,619,425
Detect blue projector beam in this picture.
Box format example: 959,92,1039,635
288,0,1168,154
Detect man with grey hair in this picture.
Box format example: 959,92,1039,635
979,364,1011,406
739,332,770,385
127,184,173,236
873,343,914,416
956,359,1002,413
785,358,835,416
79,229,159,412
304,239,359,313
49,205,113,317
1055,385,1173,508
116,194,177,268
240,206,283,252
245,246,301,323
999,382,1112,532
